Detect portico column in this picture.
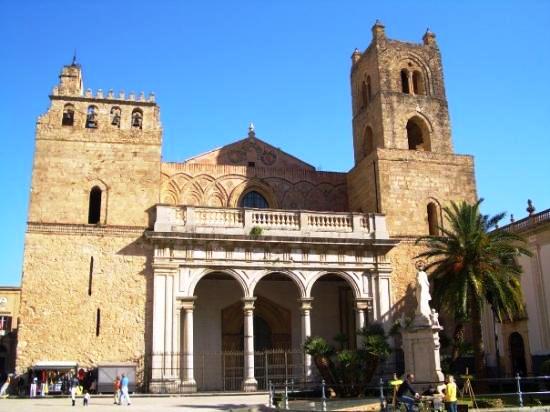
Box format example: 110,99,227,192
355,298,371,348
242,297,258,391
299,298,314,379
180,297,197,392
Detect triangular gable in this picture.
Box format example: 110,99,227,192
183,135,315,170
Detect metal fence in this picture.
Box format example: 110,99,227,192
144,349,306,392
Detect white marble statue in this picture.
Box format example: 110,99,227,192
415,267,432,320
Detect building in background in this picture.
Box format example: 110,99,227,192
0,286,21,380
483,202,550,376
16,22,477,392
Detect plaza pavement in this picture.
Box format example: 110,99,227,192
0,393,270,412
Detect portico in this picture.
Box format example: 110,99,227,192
147,205,396,392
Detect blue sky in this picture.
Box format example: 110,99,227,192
1,1,549,286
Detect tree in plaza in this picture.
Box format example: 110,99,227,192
415,199,531,377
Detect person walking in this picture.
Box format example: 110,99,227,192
113,375,121,405
70,375,79,406
119,373,131,406
0,375,11,398
396,373,420,412
444,375,458,412
30,377,37,398
83,390,90,406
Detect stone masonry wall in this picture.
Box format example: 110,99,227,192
17,228,152,372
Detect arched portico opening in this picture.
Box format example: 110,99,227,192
309,273,360,350
193,271,246,391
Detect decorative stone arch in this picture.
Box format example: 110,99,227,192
188,268,249,298
249,270,307,299
305,270,361,299
83,178,109,224
404,113,433,151
358,124,375,159
203,181,229,207
398,54,433,95
228,179,278,209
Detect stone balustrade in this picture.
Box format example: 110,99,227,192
154,205,390,240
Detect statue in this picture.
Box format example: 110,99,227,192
415,261,432,321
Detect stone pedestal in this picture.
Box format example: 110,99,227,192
402,316,444,388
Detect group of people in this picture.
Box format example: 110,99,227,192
113,373,131,406
396,373,458,412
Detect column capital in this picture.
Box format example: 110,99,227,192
355,297,372,311
298,297,314,311
242,297,256,311
177,296,197,311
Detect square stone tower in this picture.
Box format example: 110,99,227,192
17,62,162,371
347,22,477,316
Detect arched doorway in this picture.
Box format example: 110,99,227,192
509,332,527,376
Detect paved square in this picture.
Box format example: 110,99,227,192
0,394,269,412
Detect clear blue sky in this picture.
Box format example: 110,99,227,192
1,1,549,286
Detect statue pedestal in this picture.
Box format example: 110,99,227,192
402,317,444,389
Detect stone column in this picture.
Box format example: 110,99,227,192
242,297,258,391
354,298,371,348
151,267,178,388
298,298,314,378
180,297,197,392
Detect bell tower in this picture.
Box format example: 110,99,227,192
350,21,453,165
347,22,476,237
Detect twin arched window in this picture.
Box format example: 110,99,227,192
239,191,269,209
401,69,426,95
361,76,373,108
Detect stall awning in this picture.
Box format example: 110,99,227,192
32,361,78,370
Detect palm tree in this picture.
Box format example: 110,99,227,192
416,199,531,378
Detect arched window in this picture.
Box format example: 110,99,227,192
110,106,121,127
401,69,410,94
427,202,439,235
367,76,372,102
88,186,102,224
413,71,425,95
62,104,75,126
86,105,98,129
406,117,430,151
363,126,374,157
509,332,527,376
131,108,143,129
239,191,269,209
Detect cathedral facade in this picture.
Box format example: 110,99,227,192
17,22,477,392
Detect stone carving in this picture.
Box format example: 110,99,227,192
414,261,432,325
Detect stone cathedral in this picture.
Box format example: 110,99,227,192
17,22,477,392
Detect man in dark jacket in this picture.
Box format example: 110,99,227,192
396,373,420,412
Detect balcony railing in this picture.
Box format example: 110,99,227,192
153,205,389,240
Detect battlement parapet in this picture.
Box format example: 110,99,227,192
52,85,156,104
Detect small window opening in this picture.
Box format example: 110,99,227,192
239,191,269,209
96,308,101,337
367,76,372,102
401,70,410,94
88,256,94,296
88,186,102,224
131,108,143,129
62,104,75,126
406,118,429,150
413,71,425,95
86,105,98,129
427,202,439,235
110,106,121,127
361,81,368,107
248,161,256,167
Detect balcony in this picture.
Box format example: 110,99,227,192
153,205,390,240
